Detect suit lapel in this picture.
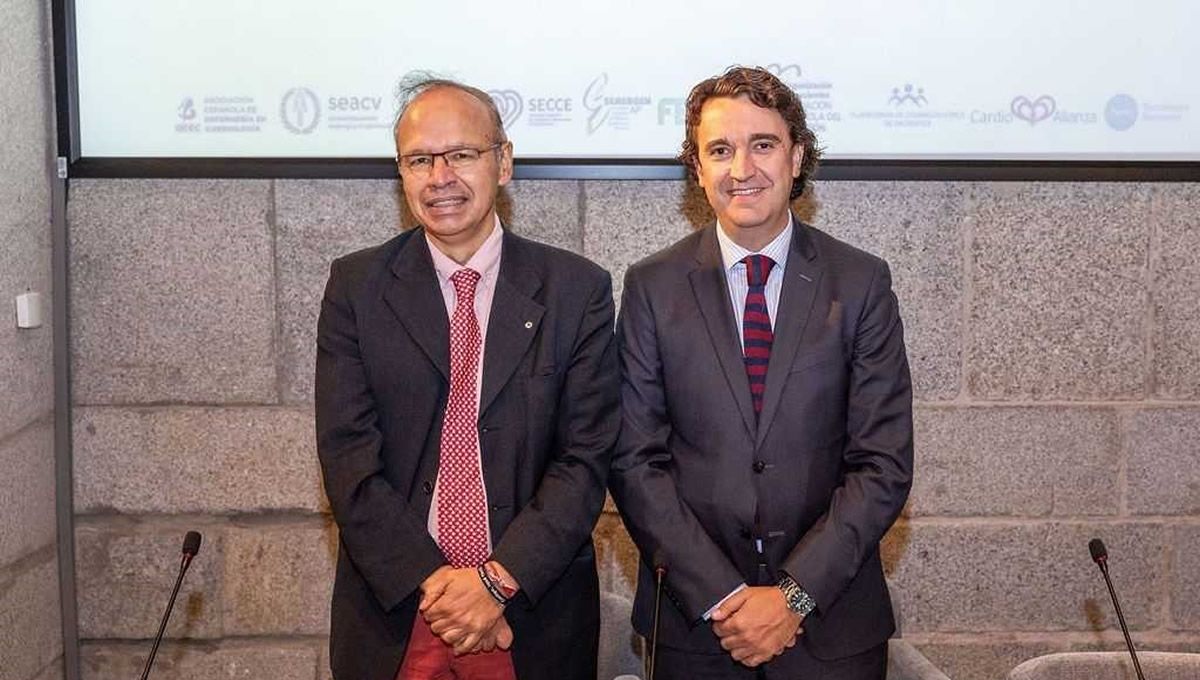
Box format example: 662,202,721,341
756,222,822,449
480,231,545,416
383,229,450,382
688,227,757,440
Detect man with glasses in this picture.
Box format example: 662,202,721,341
316,75,618,680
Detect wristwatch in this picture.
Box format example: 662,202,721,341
777,574,816,617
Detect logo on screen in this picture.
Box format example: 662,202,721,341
584,74,611,134
766,64,838,131
488,90,524,129
850,84,961,129
889,84,927,107
524,95,574,128
658,98,685,126
765,63,804,91
1011,95,1056,125
281,88,321,134
174,97,200,133
1104,94,1138,131
583,74,651,135
177,98,196,121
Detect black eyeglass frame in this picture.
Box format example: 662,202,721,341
395,142,508,174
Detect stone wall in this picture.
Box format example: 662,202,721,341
68,178,1200,680
0,0,62,679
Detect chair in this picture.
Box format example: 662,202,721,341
888,639,953,680
1008,651,1200,680
598,591,645,680
886,579,953,680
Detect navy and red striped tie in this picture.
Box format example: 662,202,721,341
742,255,775,416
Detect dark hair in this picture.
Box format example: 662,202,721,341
679,66,821,200
392,71,507,146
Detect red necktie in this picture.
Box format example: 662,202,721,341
742,255,775,416
436,268,490,568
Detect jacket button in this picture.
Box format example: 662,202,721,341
422,480,433,494
753,460,766,473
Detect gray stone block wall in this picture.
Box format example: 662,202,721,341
1,419,57,564
967,183,1152,401
73,407,324,514
79,641,322,680
0,552,64,680
882,522,1167,633
75,523,226,640
67,178,1200,680
0,0,61,678
814,182,966,401
1150,184,1200,399
69,179,277,405
910,407,1121,517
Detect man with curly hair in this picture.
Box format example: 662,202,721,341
610,66,914,679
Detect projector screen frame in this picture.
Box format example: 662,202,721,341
51,0,1200,183
58,157,1200,182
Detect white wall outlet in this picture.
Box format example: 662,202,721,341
15,291,43,329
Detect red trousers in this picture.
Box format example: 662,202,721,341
396,615,517,680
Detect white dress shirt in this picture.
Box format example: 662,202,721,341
704,216,793,619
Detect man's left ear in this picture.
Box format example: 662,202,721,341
498,141,515,186
792,144,803,178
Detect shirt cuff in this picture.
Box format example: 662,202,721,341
702,582,748,621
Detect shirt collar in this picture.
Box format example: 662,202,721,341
426,214,504,284
715,214,794,275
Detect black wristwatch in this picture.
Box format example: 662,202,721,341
777,574,816,617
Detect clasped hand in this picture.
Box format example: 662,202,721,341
419,565,513,655
710,586,804,668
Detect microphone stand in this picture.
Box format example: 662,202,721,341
1094,556,1145,680
1089,539,1145,680
140,533,201,680
648,564,666,680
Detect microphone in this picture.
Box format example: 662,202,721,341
1088,538,1145,680
648,551,667,680
139,531,203,680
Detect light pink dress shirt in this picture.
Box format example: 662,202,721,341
424,217,504,549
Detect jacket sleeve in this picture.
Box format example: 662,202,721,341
608,266,747,623
780,260,914,612
490,270,621,604
315,257,446,611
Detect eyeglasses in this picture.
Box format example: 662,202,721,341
396,142,505,176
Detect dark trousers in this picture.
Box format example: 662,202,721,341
654,640,887,680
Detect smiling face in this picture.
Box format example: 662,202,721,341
693,94,802,250
394,86,513,260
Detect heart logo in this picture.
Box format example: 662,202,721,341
1011,95,1056,125
487,89,524,129
765,63,803,83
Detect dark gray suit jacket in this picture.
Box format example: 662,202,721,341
609,221,913,673
316,227,619,680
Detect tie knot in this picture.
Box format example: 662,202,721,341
450,268,481,301
743,255,775,287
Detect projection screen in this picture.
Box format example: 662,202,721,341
70,0,1198,163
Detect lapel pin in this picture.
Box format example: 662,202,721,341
524,321,533,329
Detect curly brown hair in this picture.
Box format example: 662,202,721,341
678,66,821,200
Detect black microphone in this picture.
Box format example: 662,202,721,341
139,531,203,680
1088,538,1145,680
648,550,667,680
